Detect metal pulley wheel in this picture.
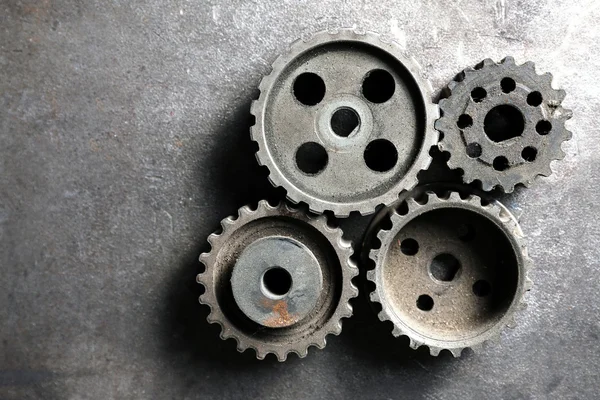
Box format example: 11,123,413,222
251,29,439,216
366,191,532,356
196,201,358,361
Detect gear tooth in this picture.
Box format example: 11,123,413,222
556,89,567,102
377,310,389,322
206,232,220,246
448,191,461,202
369,290,380,303
255,348,267,360
366,270,376,283
391,326,403,337
450,348,464,357
501,56,516,66
429,346,442,357
408,338,420,349
482,58,495,68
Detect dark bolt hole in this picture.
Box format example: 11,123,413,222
484,105,525,142
416,295,434,311
296,142,328,175
330,107,360,137
430,253,461,282
262,267,292,296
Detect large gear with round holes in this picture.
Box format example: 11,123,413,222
251,29,439,216
436,57,572,192
366,191,532,356
196,200,358,361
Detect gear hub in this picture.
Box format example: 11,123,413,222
436,57,572,192
197,200,358,361
251,29,439,216
366,191,532,356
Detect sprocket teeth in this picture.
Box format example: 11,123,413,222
197,200,357,361
435,56,571,192
365,191,531,357
251,28,439,216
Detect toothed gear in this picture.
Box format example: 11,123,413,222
251,29,439,216
436,56,572,192
196,200,358,361
366,191,532,356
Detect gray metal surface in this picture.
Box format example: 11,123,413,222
367,191,532,356
251,29,438,216
1,0,599,399
436,57,572,192
197,200,357,360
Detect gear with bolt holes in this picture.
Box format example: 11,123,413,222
366,191,532,356
195,28,575,361
436,57,572,192
196,200,358,361
251,29,439,216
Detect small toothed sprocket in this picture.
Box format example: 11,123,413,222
366,191,532,356
196,200,358,361
436,57,572,192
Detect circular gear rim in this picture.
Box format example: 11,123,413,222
196,200,359,361
251,28,440,217
436,56,573,192
366,191,533,357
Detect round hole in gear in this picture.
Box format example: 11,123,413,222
500,77,516,93
261,267,293,297
296,142,328,175
364,139,398,172
527,91,543,106
400,238,419,255
473,280,492,297
293,72,326,106
362,69,395,103
457,114,473,129
471,87,487,102
416,295,434,311
466,143,482,158
522,146,537,162
484,105,525,142
536,120,552,135
330,107,360,137
429,253,461,282
493,156,510,171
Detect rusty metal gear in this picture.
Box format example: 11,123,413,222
251,29,439,216
436,56,572,192
196,200,358,361
366,191,532,356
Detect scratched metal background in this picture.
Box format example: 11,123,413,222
1,0,599,399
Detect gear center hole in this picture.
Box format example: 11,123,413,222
483,104,525,142
330,107,360,137
261,267,293,298
429,253,461,282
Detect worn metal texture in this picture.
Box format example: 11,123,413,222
251,29,439,216
0,0,599,399
197,200,357,360
436,57,572,192
367,191,532,357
